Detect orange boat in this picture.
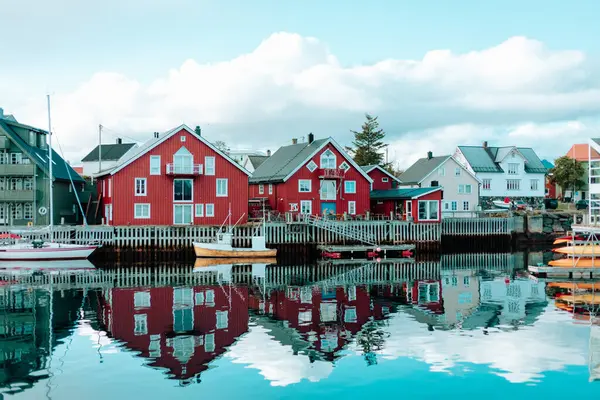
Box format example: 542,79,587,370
553,235,585,245
548,282,600,290
194,257,277,268
552,245,600,255
549,258,600,268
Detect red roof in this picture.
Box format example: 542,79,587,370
566,144,600,161
72,166,84,175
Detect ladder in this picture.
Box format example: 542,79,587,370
302,215,376,245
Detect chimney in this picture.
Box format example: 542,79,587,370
292,138,298,145
267,149,271,157
153,132,159,139
427,151,433,160
116,138,122,144
483,141,488,148
308,133,314,144
195,126,201,136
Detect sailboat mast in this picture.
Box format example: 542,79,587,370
47,95,54,230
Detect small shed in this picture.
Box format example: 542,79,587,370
370,187,443,223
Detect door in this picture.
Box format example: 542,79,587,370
321,202,336,216
174,204,193,225
300,200,312,215
320,180,336,200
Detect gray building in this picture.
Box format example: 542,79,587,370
0,108,86,226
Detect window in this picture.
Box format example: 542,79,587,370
180,135,186,142
340,161,350,171
530,179,539,191
344,180,356,194
405,200,412,217
455,167,461,176
205,333,215,353
216,310,228,330
205,289,215,305
174,288,193,306
443,201,457,211
29,131,36,146
206,203,214,217
320,302,337,322
195,291,205,305
506,179,520,191
348,201,356,215
300,200,312,214
205,156,215,175
24,203,33,219
320,149,336,169
173,308,193,332
458,184,472,194
508,163,519,175
306,160,317,172
463,201,469,211
12,204,22,220
463,276,470,286
195,204,204,217
298,311,312,325
216,178,228,197
134,314,148,336
174,204,192,224
320,180,336,200
10,178,21,190
134,203,150,219
344,307,357,323
438,167,445,176
299,179,311,192
268,184,273,195
382,177,389,183
134,291,151,308
173,147,193,174
150,155,161,175
135,178,146,196
10,153,21,164
173,179,193,201
290,203,298,211
258,184,264,194
482,179,491,190
418,200,439,221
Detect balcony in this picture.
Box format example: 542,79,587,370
166,163,203,176
0,163,35,176
0,189,35,202
319,168,346,179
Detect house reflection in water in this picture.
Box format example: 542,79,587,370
97,285,249,383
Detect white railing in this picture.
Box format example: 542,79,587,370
166,164,203,175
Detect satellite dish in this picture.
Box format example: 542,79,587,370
38,206,47,216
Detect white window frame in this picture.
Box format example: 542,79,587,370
205,156,215,175
339,161,350,171
348,201,356,215
382,177,389,183
438,167,445,176
463,201,469,211
506,179,520,191
465,184,472,194
508,163,519,175
134,291,151,308
418,200,439,221
455,167,461,176
216,178,228,197
206,203,214,217
320,149,337,169
134,203,151,219
298,179,311,193
216,310,228,330
405,200,412,217
134,178,146,196
173,179,193,202
300,200,312,214
150,155,161,175
344,180,356,194
306,160,318,172
195,204,204,217
173,147,193,174
173,204,193,225
268,184,273,195
482,179,491,190
258,184,264,195
320,180,336,200
134,314,148,336
180,135,186,142
530,179,539,191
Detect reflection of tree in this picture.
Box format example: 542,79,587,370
356,318,388,366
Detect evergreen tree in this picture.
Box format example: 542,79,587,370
348,114,387,166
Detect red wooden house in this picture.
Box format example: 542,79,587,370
96,284,249,381
249,134,373,217
95,125,250,226
369,187,443,222
361,165,402,191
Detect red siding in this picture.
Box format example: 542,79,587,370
409,191,442,223
98,128,248,225
370,190,442,223
250,144,371,217
368,168,396,191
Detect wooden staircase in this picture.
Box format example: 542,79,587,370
301,215,376,245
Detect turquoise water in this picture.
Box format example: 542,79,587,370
1,259,598,399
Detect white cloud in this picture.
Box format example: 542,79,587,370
4,32,600,165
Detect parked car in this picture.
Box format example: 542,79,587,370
544,198,558,210
576,199,589,210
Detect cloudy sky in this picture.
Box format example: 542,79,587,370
1,0,599,168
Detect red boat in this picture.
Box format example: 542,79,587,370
401,250,414,258
322,251,341,259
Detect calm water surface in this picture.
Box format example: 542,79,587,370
1,253,598,399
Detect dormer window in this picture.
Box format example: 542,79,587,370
320,149,336,169
173,147,193,174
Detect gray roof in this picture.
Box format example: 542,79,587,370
592,138,600,147
398,155,449,184
0,118,84,182
250,138,329,183
82,143,137,162
457,145,547,174
248,155,269,169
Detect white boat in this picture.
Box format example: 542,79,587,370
492,200,511,209
0,259,96,271
0,96,99,261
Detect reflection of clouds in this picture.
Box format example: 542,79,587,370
350,305,588,384
77,320,119,354
226,324,333,386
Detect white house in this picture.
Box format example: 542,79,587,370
81,139,138,176
587,138,600,222
399,152,481,217
453,142,547,208
241,151,270,173
479,278,546,324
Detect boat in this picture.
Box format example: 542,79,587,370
193,206,277,258
193,257,277,268
0,259,96,271
492,199,511,209
548,282,600,290
553,245,600,256
553,235,586,245
0,96,99,261
549,258,600,268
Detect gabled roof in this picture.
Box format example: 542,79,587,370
565,144,600,162
247,155,269,169
82,143,137,162
370,187,442,200
457,145,547,174
0,118,84,182
250,137,373,184
398,156,449,184
96,124,251,177
541,159,554,169
361,165,402,183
